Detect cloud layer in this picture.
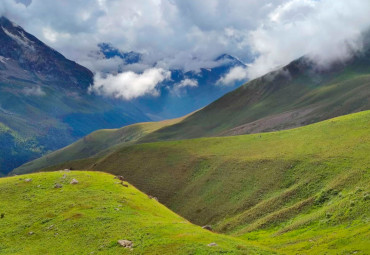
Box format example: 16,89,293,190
246,0,370,78
2,0,370,98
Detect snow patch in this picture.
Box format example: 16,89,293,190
2,27,35,51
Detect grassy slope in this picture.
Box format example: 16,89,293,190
0,171,273,255
13,115,188,175
38,111,370,254
142,55,370,142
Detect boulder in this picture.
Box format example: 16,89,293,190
24,178,32,182
70,179,79,185
207,242,217,247
118,240,133,248
114,176,125,181
54,183,63,189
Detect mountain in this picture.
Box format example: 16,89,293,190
98,42,142,65
15,44,370,174
141,52,370,141
0,171,272,254
95,43,248,120
0,16,149,175
13,111,370,254
0,17,92,90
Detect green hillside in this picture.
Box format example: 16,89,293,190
33,111,370,254
13,115,188,174
14,52,370,175
0,171,273,254
142,54,370,142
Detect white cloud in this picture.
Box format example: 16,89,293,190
176,78,198,89
246,0,370,79
42,27,70,43
172,78,198,97
90,68,171,100
217,66,248,86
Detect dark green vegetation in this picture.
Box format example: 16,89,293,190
26,111,370,254
0,79,147,175
0,171,273,254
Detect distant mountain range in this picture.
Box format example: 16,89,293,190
0,16,247,174
96,43,247,120
16,37,370,174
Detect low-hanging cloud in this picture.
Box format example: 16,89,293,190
171,78,198,97
246,0,370,79
90,68,171,100
217,66,248,86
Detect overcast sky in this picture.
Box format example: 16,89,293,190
1,0,370,99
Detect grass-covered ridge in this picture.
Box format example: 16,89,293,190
37,111,370,254
0,171,273,254
141,53,370,142
13,114,189,174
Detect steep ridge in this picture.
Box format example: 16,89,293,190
0,171,273,254
142,52,370,142
31,111,370,254
0,16,92,89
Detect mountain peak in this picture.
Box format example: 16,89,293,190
215,54,246,67
0,16,93,90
